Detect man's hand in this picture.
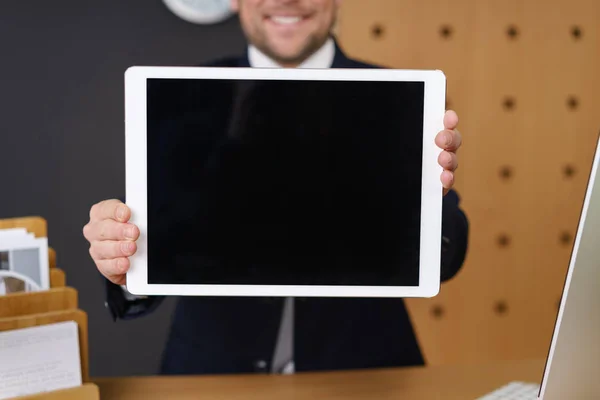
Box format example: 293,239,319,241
436,110,462,195
83,199,140,285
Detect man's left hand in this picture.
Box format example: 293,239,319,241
436,110,462,196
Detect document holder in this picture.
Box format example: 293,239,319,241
0,302,98,399
0,287,78,319
9,383,100,400
49,268,66,288
0,215,56,268
0,308,90,382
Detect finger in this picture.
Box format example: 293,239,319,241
89,199,130,223
89,240,137,261
438,150,458,172
96,257,130,282
84,219,139,242
435,129,462,152
440,170,454,190
444,110,459,130
109,275,127,285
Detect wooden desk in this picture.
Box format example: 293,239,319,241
94,358,545,399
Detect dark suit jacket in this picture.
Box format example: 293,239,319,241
105,41,469,375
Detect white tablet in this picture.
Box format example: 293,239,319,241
124,66,446,298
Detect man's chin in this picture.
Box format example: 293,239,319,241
264,49,307,66
266,42,316,65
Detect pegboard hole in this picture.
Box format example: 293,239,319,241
494,301,509,316
503,97,516,111
563,164,576,179
571,26,583,40
559,231,573,246
499,166,513,180
431,305,445,319
567,96,579,111
506,25,519,39
371,24,385,39
439,25,453,39
497,234,511,248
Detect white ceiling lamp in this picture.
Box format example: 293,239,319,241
163,0,234,25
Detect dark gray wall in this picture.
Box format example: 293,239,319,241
0,1,246,377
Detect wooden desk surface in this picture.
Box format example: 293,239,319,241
94,358,545,400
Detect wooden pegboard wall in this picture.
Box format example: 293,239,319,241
336,0,600,365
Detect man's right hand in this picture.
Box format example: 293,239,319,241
83,199,140,285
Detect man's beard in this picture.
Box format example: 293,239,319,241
254,33,329,66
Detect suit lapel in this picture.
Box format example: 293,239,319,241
331,39,355,68
237,48,251,67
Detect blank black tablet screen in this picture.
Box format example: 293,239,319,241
146,77,424,286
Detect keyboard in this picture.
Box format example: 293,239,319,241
476,381,540,399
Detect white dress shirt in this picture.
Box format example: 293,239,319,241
122,37,336,375
248,37,335,69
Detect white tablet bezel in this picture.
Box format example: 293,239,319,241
124,66,446,298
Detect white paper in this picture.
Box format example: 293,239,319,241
0,230,49,294
0,321,82,399
0,229,31,239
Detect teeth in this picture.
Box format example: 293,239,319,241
271,16,302,25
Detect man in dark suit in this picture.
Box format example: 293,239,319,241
83,0,468,375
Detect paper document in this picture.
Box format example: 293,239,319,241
0,321,82,399
0,228,49,295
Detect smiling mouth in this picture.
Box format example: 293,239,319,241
267,15,307,26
